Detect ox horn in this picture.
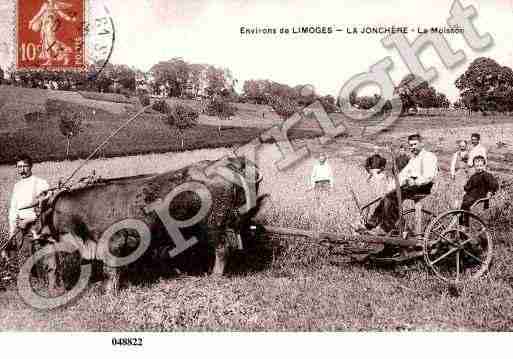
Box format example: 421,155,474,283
18,202,38,210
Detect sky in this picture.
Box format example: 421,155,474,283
1,0,512,101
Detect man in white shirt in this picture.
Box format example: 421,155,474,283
310,153,334,191
310,153,334,239
1,155,56,290
352,134,438,235
467,133,487,167
450,140,469,180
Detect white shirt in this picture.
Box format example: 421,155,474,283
450,150,469,177
398,149,438,187
8,175,49,236
467,143,487,166
310,161,334,188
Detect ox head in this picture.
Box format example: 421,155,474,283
223,157,268,246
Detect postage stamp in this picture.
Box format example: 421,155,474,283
16,0,87,71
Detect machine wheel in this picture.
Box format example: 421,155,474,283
423,210,493,284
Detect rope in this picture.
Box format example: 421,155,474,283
61,103,154,187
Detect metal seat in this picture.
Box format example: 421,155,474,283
410,194,428,202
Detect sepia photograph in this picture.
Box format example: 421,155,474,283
0,0,512,355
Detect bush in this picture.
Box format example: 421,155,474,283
203,96,237,119
267,95,299,119
138,92,150,107
151,99,169,114
318,95,338,114
166,103,199,130
152,100,199,131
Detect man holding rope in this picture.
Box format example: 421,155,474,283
351,134,438,236
1,155,56,290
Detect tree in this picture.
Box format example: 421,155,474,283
453,99,464,109
435,93,450,109
153,100,198,148
111,64,136,92
268,95,299,119
394,74,450,115
204,95,237,135
394,74,429,114
455,57,513,114
137,90,150,107
318,95,338,113
150,58,190,97
58,110,82,159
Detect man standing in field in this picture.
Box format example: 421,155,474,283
450,140,470,180
364,146,387,182
351,134,438,235
310,153,334,238
1,155,56,291
310,152,334,192
467,133,487,167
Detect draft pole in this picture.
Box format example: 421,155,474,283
389,144,403,234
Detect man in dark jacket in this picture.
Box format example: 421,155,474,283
364,146,387,181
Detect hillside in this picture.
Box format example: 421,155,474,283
0,86,131,134
0,87,321,164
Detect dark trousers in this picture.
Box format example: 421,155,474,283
459,193,487,226
6,226,57,284
367,183,433,232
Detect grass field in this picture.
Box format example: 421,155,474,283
0,104,319,164
0,132,512,330
0,86,322,164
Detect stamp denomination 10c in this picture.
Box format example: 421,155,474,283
16,0,86,70
13,0,114,73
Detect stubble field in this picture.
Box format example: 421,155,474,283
1,121,513,330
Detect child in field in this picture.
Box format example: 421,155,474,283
460,156,498,225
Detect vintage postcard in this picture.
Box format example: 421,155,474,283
0,0,512,356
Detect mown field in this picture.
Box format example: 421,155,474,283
0,130,512,330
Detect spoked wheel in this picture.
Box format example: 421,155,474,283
400,208,436,237
423,210,493,284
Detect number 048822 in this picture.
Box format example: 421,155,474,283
111,337,143,346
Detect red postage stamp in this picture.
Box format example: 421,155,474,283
16,0,86,71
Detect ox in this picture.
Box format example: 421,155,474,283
33,157,264,295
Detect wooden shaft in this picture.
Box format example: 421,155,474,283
262,225,422,247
